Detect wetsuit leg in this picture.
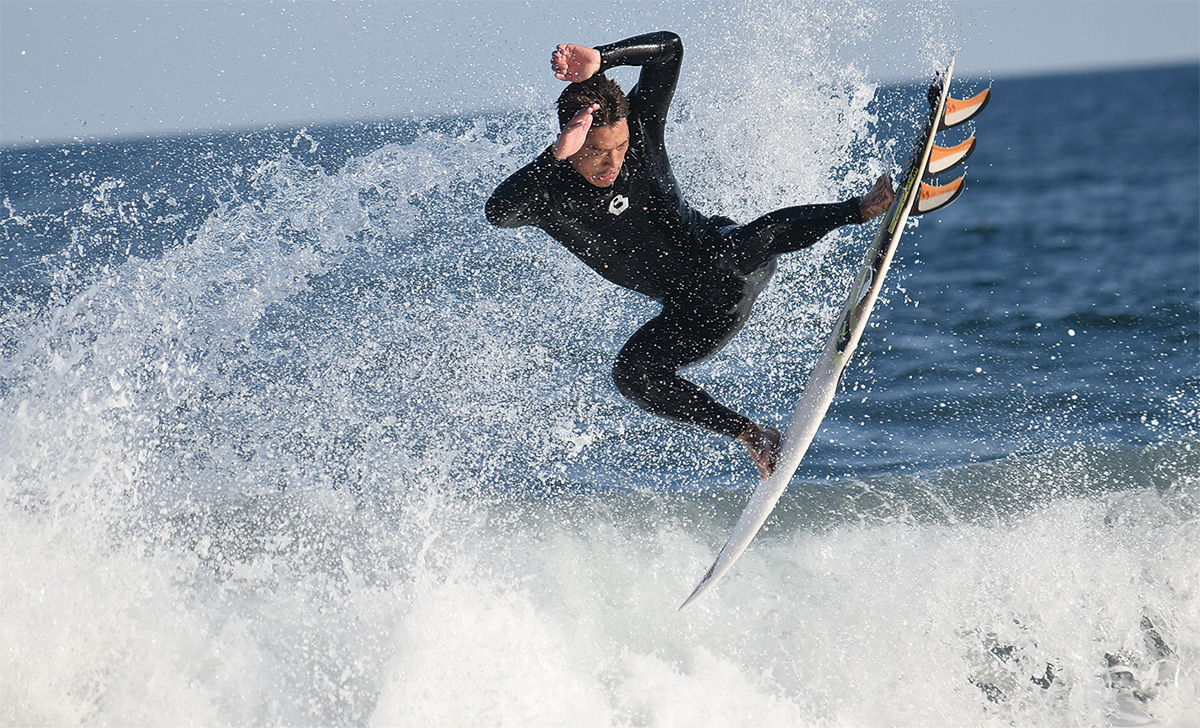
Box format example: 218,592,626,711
610,200,861,439
611,258,777,439
612,302,754,439
720,201,862,276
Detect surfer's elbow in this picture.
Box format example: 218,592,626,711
662,30,683,55
484,194,519,229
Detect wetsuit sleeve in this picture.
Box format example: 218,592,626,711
595,31,683,133
485,146,560,229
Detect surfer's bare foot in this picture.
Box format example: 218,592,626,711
859,174,895,221
737,423,782,480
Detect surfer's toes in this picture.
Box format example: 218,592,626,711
753,450,775,480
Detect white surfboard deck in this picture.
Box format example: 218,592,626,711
681,59,960,610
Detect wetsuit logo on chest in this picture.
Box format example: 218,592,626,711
608,194,630,216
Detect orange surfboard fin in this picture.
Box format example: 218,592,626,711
914,177,965,215
925,137,977,177
940,88,991,130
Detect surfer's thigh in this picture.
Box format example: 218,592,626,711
614,302,745,380
725,203,851,273
610,303,753,438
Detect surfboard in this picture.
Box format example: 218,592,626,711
681,59,990,609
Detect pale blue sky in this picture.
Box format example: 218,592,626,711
2,0,1197,145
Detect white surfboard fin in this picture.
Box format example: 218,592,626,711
913,177,965,215
939,88,991,130
924,137,976,177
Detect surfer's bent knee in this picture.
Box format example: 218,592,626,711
611,350,656,405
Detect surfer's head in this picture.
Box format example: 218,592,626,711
556,74,629,129
557,75,630,188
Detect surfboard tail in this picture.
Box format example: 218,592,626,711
917,80,988,213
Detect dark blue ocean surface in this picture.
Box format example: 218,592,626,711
823,64,1199,474
2,62,1197,726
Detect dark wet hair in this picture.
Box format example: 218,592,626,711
555,74,630,129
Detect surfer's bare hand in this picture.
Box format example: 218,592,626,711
737,423,782,480
553,103,599,159
552,44,601,82
859,175,895,221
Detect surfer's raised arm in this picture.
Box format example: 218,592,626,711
483,100,614,226
595,32,683,133
489,32,684,226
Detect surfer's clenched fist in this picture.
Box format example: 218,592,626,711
552,44,601,82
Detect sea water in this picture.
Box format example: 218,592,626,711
2,7,1197,727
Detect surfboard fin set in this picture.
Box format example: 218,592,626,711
681,59,989,610
915,87,990,214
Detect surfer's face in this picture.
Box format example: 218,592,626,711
569,118,629,187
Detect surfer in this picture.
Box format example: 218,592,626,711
486,31,894,478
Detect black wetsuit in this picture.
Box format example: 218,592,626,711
486,31,864,440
